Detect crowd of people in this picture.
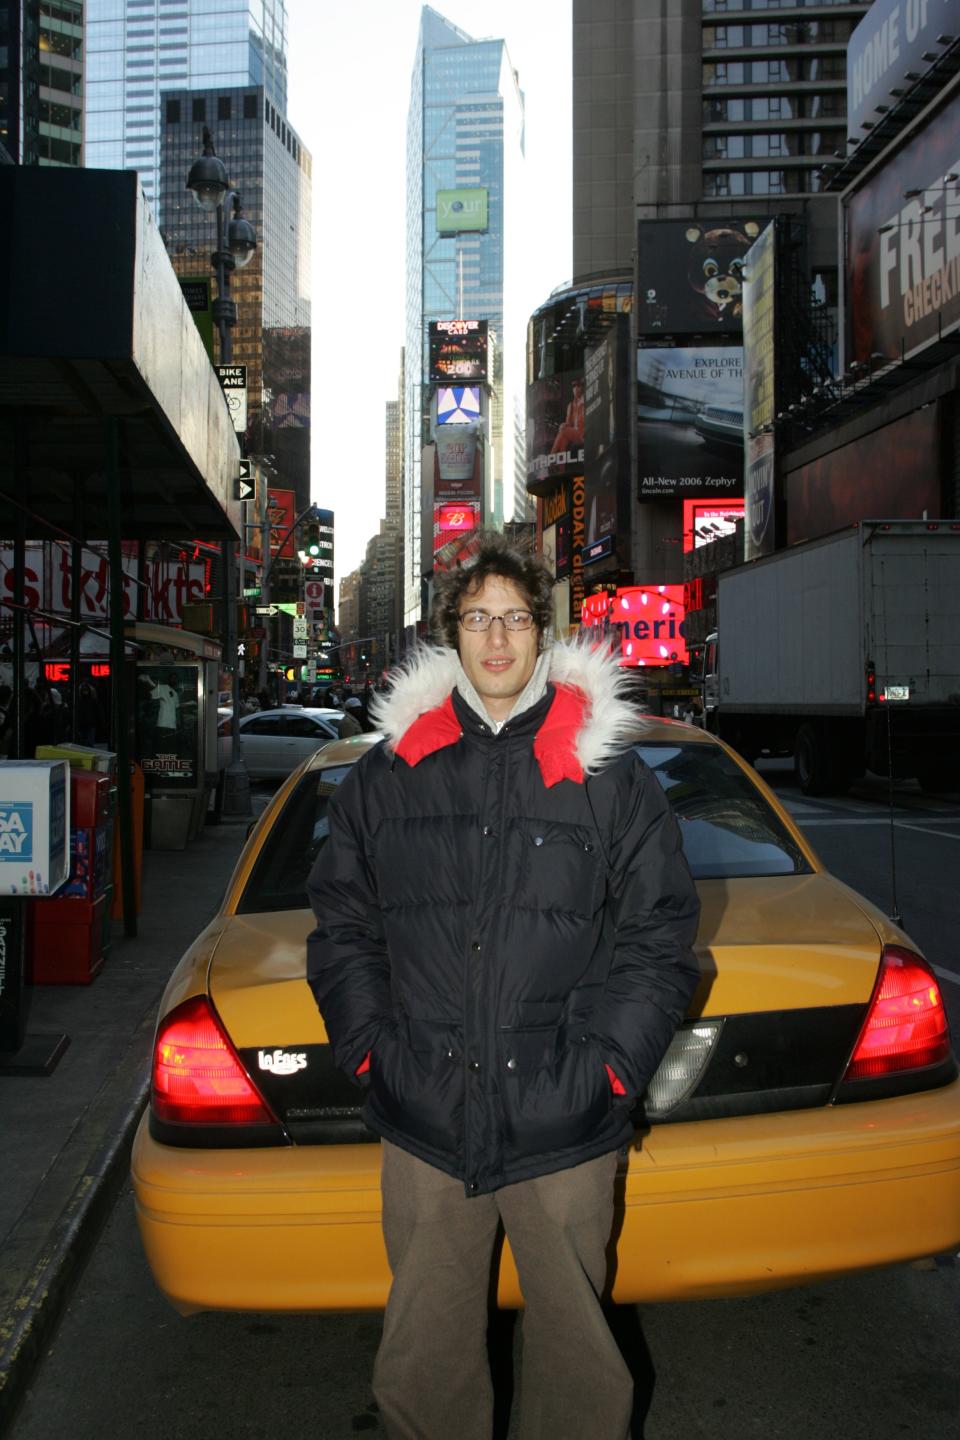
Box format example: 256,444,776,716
0,669,385,760
0,677,107,757
235,678,384,734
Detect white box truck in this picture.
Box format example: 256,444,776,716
699,520,960,794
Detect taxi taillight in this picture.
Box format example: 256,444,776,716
152,995,274,1125
841,947,951,1082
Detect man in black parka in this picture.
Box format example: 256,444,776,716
307,536,700,1440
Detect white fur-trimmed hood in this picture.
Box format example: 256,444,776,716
368,638,642,778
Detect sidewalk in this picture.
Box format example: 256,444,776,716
0,812,254,1432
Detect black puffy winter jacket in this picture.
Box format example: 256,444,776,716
306,641,701,1195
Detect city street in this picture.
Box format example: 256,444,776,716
6,770,960,1440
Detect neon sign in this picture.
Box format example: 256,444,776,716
43,662,111,682
582,584,687,667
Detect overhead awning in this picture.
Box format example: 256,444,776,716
0,168,242,542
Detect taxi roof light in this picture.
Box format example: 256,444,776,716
842,946,951,1081
152,994,275,1125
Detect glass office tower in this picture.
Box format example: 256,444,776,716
1,0,84,166
159,83,311,511
84,0,288,220
403,5,525,629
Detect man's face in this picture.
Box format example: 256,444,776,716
456,574,540,723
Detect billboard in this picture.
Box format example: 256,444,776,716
267,488,296,558
583,315,630,563
436,385,481,424
435,503,478,533
847,88,960,366
682,499,745,552
846,0,960,141
636,347,744,500
581,584,688,669
436,187,488,235
742,221,777,562
435,426,479,482
570,475,586,622
786,407,940,546
0,542,205,627
429,320,488,383
637,218,763,336
526,372,584,488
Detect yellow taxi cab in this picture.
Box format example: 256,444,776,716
132,723,960,1314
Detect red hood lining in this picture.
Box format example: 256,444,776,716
393,684,588,787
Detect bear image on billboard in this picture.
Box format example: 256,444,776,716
684,221,761,325
638,218,763,336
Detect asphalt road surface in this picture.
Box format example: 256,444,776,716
8,768,960,1440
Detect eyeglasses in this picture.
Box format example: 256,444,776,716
457,609,535,633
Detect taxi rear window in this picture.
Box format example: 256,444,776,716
636,742,810,879
237,766,352,913
237,743,809,913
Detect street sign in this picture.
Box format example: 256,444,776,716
233,474,255,502
215,364,248,434
243,587,261,598
255,605,279,617
293,617,308,639
293,642,307,658
306,663,317,683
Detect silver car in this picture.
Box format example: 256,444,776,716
235,706,357,780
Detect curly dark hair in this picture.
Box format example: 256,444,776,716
431,533,555,651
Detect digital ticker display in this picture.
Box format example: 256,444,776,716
429,320,488,383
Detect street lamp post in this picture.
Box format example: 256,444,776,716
187,127,256,818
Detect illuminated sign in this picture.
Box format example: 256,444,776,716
43,662,112,682
581,584,688,668
436,504,477,533
682,500,745,552
436,386,481,424
429,320,488,383
583,535,615,566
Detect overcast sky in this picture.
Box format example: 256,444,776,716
284,0,572,582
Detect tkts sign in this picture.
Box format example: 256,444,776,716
0,543,206,625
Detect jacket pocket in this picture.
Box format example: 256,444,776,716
512,822,603,918
497,1024,611,1155
370,1016,464,1156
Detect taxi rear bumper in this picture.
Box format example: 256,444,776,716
131,1080,960,1314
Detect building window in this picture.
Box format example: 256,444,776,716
165,98,180,124
192,97,205,123
218,95,231,120
244,93,257,120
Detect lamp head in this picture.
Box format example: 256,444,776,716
228,198,257,268
186,128,229,210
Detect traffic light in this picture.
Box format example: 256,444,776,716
303,520,321,557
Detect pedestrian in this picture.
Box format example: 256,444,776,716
76,680,105,745
343,693,371,732
306,534,700,1440
335,701,362,738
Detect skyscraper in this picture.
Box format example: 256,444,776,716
159,84,311,510
403,5,525,630
84,0,288,221
385,350,404,530
1,1,84,166
572,0,869,282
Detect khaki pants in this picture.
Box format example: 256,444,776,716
373,1140,633,1440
